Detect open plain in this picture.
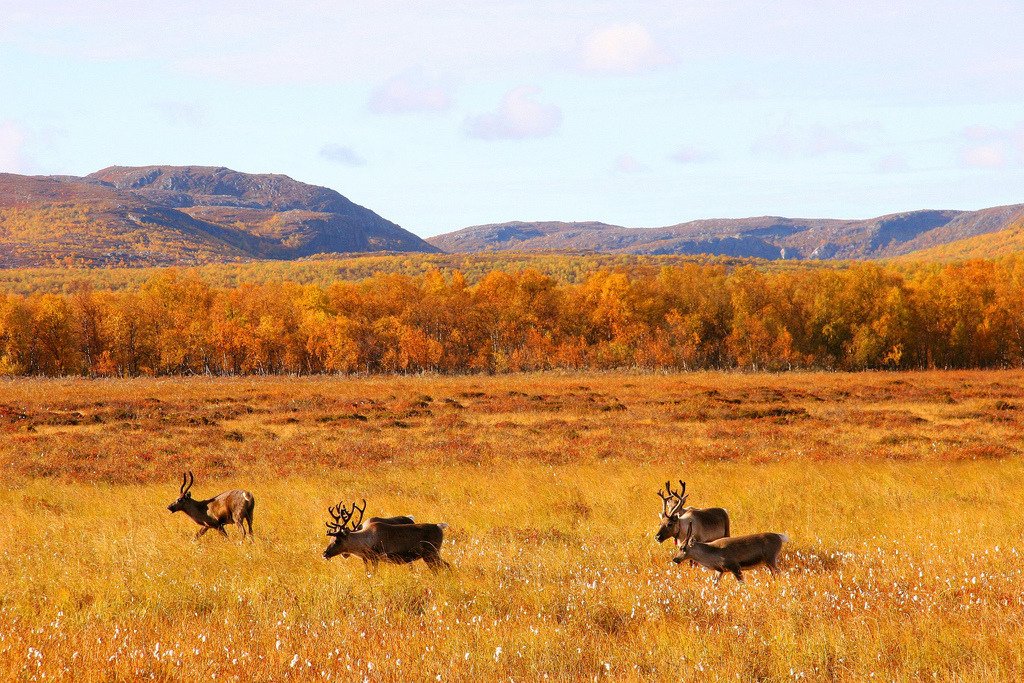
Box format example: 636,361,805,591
1,370,1023,680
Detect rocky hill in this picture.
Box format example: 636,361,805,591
428,206,1024,260
4,165,1022,266
0,166,437,267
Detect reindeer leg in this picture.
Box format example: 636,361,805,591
425,554,450,573
714,570,723,586
195,526,210,539
217,525,229,538
729,565,744,583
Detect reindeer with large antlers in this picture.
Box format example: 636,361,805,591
167,471,255,541
655,480,730,547
323,499,449,572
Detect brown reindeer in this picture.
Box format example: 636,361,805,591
655,480,729,546
167,471,255,541
322,500,449,572
672,521,788,584
357,513,415,530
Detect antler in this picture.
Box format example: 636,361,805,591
180,471,195,496
337,502,355,527
350,499,366,531
325,503,345,533
326,499,367,533
656,486,673,516
664,479,688,517
328,503,343,523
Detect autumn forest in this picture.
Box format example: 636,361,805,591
2,254,1024,377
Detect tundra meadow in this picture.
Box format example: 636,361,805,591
1,370,1022,681
8,1,1024,680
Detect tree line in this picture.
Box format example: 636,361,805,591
2,257,1024,376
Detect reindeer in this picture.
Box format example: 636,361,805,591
357,513,415,530
673,521,788,584
655,480,729,546
167,471,255,541
323,500,449,572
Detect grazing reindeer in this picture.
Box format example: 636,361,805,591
323,500,449,572
673,521,788,584
655,480,729,546
167,471,255,541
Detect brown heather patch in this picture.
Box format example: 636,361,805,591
1,370,1024,483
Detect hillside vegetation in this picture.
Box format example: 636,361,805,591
900,217,1024,261
1,371,1022,680
0,252,817,295
3,257,1024,375
0,166,435,267
429,204,1024,260
4,166,1024,266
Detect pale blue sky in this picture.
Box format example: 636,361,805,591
2,1,1023,237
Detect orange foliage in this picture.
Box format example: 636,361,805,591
4,258,1024,376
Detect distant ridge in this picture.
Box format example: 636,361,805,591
0,165,438,267
3,165,1023,267
428,205,1024,260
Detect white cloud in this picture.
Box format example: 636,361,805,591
961,144,1005,169
581,23,668,75
958,123,1024,168
752,122,877,158
369,75,452,114
670,146,712,164
319,144,366,166
614,154,645,173
464,87,561,140
0,121,27,172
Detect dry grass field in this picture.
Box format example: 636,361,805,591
1,370,1023,680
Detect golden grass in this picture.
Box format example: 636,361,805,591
1,371,1023,680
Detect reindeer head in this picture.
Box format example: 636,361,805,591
655,480,688,543
323,499,365,559
167,471,195,513
671,521,696,564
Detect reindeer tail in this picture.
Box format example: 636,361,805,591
437,523,449,530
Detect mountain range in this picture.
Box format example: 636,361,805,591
1,165,1023,267
426,205,1024,260
0,166,436,267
